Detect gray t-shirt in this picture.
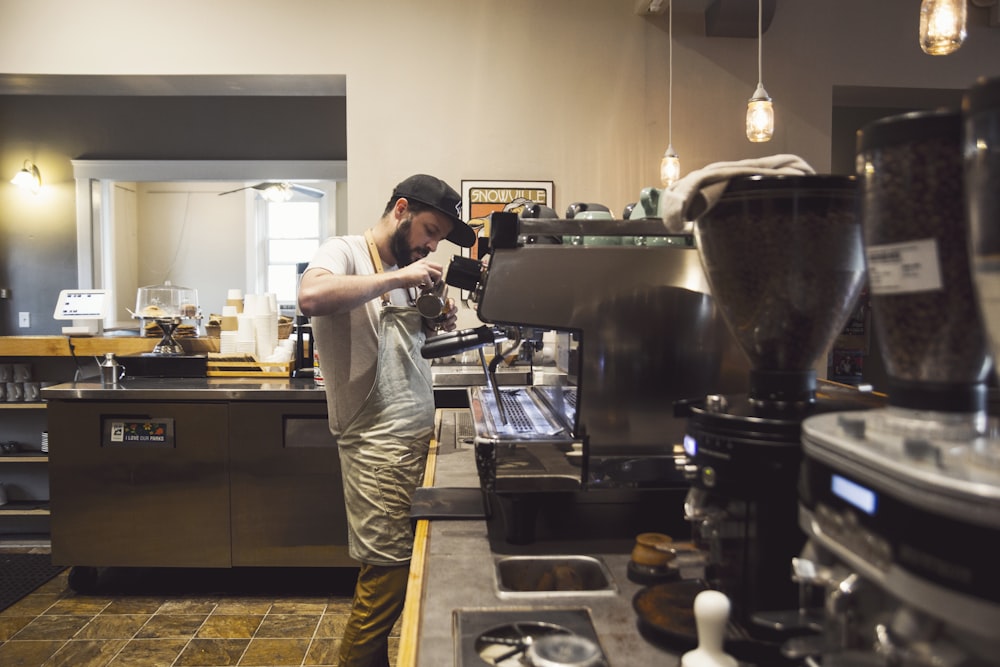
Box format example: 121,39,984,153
304,235,410,436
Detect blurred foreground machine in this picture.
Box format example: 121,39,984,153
429,212,750,544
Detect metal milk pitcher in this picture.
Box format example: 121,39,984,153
99,352,125,387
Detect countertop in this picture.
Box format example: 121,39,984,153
399,409,682,667
0,334,220,357
42,376,325,401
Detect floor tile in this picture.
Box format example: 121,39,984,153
43,638,127,667
254,613,321,638
303,637,340,666
175,638,249,666
269,599,327,614
101,598,167,615
2,595,59,617
13,615,92,640
196,614,263,639
44,597,111,615
74,614,151,640
105,637,189,667
134,614,207,639
0,639,65,667
0,615,33,641
315,613,349,637
157,599,219,615
238,637,310,666
212,598,273,615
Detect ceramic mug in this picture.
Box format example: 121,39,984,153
6,382,23,402
24,381,41,402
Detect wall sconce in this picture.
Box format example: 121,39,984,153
11,160,42,194
746,0,774,142
920,0,967,55
660,0,681,186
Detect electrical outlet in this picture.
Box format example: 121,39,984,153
18,312,30,328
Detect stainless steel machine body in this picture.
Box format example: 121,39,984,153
468,214,748,490
444,213,749,545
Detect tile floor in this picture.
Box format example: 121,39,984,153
0,552,399,667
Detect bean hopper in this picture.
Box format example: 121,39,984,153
790,100,1000,664
134,281,201,355
656,175,885,663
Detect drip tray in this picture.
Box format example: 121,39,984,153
453,607,606,667
494,555,617,599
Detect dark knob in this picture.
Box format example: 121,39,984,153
445,255,483,292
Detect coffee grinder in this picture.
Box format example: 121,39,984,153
667,175,885,655
792,95,1000,665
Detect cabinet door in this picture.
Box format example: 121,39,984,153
229,401,353,567
49,400,230,567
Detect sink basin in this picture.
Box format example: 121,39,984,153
494,555,617,599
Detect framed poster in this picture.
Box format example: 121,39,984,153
461,180,554,259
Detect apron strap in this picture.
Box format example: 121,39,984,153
364,229,391,307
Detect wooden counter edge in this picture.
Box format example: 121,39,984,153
397,431,441,667
0,335,220,357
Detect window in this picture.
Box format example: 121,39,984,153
253,187,332,315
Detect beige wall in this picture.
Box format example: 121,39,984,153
1,0,998,232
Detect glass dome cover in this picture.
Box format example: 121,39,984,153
135,281,199,320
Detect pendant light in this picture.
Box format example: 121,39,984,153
919,0,967,55
660,0,681,186
746,0,774,143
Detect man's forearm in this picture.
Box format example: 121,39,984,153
299,271,404,316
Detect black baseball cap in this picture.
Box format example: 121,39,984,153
392,174,476,248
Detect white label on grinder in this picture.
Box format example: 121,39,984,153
866,238,943,295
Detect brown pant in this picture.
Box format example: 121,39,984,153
339,562,410,667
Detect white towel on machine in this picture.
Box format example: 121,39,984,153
661,154,816,232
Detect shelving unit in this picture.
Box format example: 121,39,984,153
0,402,50,544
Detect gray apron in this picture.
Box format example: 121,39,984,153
336,300,433,565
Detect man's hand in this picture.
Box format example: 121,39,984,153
398,258,444,290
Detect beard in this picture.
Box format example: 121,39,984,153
389,216,430,267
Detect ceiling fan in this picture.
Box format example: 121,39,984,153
218,181,325,201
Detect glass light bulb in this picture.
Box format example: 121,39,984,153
660,148,681,186
920,0,967,56
10,163,41,194
746,98,774,143
262,184,293,202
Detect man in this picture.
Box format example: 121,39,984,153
298,174,476,667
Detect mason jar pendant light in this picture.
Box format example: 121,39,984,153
660,0,681,186
919,0,967,55
746,0,774,142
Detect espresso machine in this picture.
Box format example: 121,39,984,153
429,211,750,544
792,95,1000,666
648,175,887,662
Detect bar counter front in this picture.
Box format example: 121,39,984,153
42,377,353,586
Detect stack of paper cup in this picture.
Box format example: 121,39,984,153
236,313,256,355
220,331,238,354
226,288,244,313
221,305,239,332
254,313,277,361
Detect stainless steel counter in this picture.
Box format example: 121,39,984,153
403,408,682,666
42,376,324,401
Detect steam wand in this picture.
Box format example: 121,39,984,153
480,346,508,426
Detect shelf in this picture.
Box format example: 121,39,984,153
0,453,48,463
0,402,47,410
0,501,50,516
